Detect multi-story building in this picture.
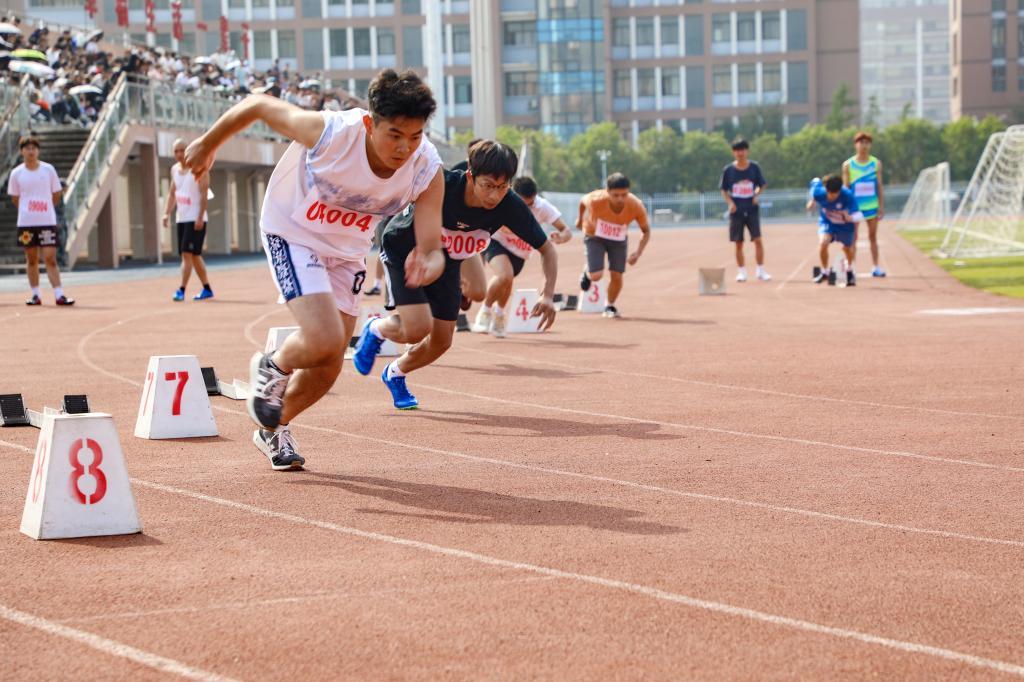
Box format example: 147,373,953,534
951,0,1023,120
15,0,860,143
860,0,950,126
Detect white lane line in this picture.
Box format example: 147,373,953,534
412,382,1024,474
0,439,33,454
76,311,169,387
243,307,288,348
777,252,813,291
0,604,238,682
456,346,1021,423
132,479,1024,678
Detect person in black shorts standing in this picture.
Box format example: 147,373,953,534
720,138,769,282
163,138,214,300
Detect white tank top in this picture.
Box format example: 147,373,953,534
260,108,443,262
171,165,206,223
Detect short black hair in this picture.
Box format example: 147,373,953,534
824,175,843,193
606,172,630,190
367,68,436,122
465,137,482,153
468,140,518,182
731,138,749,150
512,176,538,198
18,135,40,150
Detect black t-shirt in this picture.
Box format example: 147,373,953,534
719,162,766,209
449,159,469,172
382,169,548,263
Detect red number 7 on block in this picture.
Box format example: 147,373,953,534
164,371,189,416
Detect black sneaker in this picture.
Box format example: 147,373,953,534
580,271,591,292
846,270,856,287
827,270,837,286
602,304,620,318
25,295,41,306
812,269,827,284
253,427,305,471
248,352,290,430
55,295,75,306
365,284,381,296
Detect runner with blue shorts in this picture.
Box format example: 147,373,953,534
807,176,863,287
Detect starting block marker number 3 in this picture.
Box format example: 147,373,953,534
135,356,218,439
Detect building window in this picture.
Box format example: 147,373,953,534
992,17,1006,58
302,28,323,70
401,0,420,13
330,28,346,57
762,11,781,42
454,75,472,104
787,9,807,50
788,61,809,103
737,12,755,42
353,27,371,56
636,17,655,46
612,18,630,47
278,30,296,59
504,21,536,46
763,63,781,92
505,72,538,96
662,69,680,97
686,65,705,107
452,24,471,53
637,68,656,97
661,17,679,46
254,30,272,59
713,64,731,95
614,69,631,98
403,26,423,66
684,14,703,56
737,63,755,94
991,0,1005,10
993,63,1007,91
711,13,730,48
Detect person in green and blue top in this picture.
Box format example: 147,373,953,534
842,131,886,277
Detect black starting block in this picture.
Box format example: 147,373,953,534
201,367,221,396
0,393,30,427
62,394,91,414
553,293,564,304
456,313,470,332
562,295,579,311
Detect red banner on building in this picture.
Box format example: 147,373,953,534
144,0,156,33
196,21,208,31
240,22,250,60
84,0,97,19
115,0,129,28
171,1,183,41
219,15,229,52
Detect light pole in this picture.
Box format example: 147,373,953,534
597,149,610,185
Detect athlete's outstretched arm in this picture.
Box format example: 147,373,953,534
405,168,445,288
162,171,175,228
549,217,572,244
628,216,651,266
841,160,851,187
184,95,325,178
533,240,558,331
876,160,885,219
575,198,587,229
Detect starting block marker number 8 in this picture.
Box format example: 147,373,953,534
135,356,218,439
69,438,106,505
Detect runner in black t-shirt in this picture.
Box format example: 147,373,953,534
719,138,770,282
352,140,559,409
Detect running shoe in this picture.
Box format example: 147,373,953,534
25,295,41,306
473,306,493,333
580,271,591,292
253,426,305,471
871,267,887,278
736,269,748,282
603,305,621,318
490,311,507,338
846,270,857,287
460,293,472,311
756,269,772,281
247,351,290,430
172,289,185,302
352,317,384,375
812,270,827,284
55,295,75,306
381,363,418,410
193,288,214,301
827,270,837,286
365,284,382,295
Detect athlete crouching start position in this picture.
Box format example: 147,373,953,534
184,69,446,470
352,140,558,409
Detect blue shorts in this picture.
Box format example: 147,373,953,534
819,224,856,247
860,208,878,220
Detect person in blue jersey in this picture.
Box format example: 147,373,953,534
842,131,886,277
806,175,864,287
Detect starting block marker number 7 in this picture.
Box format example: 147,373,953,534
135,356,217,440
164,371,189,416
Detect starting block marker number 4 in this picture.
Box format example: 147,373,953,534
21,412,141,539
134,355,218,439
506,289,543,333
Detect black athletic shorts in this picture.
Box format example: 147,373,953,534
382,250,463,322
483,239,526,277
728,206,761,242
18,225,59,249
177,221,207,255
584,234,627,274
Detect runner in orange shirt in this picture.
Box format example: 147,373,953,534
576,173,650,318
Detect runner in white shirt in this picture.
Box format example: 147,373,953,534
163,138,213,301
475,176,571,337
6,136,74,306
184,68,446,471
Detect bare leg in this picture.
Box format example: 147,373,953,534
734,241,745,268
460,254,486,303
753,237,765,266
41,247,62,288
867,218,880,267
180,252,194,288
374,303,434,345
484,255,515,309
24,247,40,289
607,271,624,304
843,245,856,268
192,254,210,286
819,236,830,269
272,293,356,425
396,318,456,374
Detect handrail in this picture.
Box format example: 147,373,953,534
0,76,33,188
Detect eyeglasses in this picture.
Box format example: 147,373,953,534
474,178,510,193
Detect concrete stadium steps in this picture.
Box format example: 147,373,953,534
0,127,91,267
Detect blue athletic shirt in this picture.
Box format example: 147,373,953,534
810,179,863,230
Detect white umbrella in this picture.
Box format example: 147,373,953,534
299,78,321,89
225,60,240,70
194,56,212,65
8,60,54,78
86,28,103,43
69,84,102,96
0,23,21,36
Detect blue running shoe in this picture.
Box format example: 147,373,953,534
352,317,384,376
193,288,214,300
381,363,418,410
871,267,887,278
172,289,185,302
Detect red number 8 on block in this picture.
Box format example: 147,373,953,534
69,438,107,505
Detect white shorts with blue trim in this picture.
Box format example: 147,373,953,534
262,232,366,316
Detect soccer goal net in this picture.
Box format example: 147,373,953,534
898,162,951,231
939,125,1024,258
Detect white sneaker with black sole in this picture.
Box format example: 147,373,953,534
473,306,493,333
253,426,305,470
489,311,507,337
248,351,290,430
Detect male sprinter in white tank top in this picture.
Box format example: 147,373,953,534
184,69,446,471
163,138,213,301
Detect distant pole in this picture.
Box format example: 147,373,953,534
597,149,610,185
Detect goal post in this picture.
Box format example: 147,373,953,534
898,162,951,231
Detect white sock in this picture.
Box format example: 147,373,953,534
737,266,747,274
756,265,766,274
372,279,380,288
492,304,504,316
368,317,386,339
386,362,406,380
31,287,40,297
54,287,64,299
